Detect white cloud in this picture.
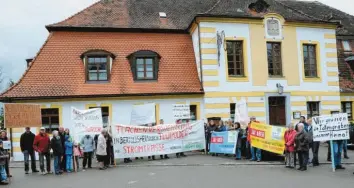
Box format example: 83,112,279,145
0,0,352,91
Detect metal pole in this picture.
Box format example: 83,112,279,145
330,140,335,172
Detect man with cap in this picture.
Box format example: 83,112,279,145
20,127,39,174
33,127,51,175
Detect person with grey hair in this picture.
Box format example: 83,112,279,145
96,129,107,170
295,123,309,171
284,123,297,168
50,130,63,175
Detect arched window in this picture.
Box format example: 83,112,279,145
127,50,161,81
80,50,115,81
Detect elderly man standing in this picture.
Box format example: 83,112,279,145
96,129,107,170
248,116,261,162
33,127,51,175
81,134,95,169
295,123,310,171
20,127,39,174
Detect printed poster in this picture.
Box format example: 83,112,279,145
172,104,190,120
312,113,350,142
130,103,156,125
250,122,286,155
210,131,238,154
112,121,206,158
71,107,103,141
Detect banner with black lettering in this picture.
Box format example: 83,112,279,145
71,107,103,141
112,121,206,158
312,113,350,142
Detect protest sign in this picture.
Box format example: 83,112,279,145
210,131,238,154
112,121,205,158
4,104,42,128
130,103,156,125
250,122,286,155
172,104,190,120
312,113,350,142
234,99,249,129
71,107,103,141
2,141,11,150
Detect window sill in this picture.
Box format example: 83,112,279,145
134,79,158,83
268,76,285,80
85,80,110,84
227,76,248,82
303,77,321,82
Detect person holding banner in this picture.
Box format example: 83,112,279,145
284,123,297,169
159,119,169,160
248,117,261,162
96,129,107,170
295,123,310,171
206,120,217,155
307,118,320,167
234,122,243,160
333,140,346,170
0,131,11,177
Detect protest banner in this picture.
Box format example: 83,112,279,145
234,99,249,129
172,104,190,120
209,131,238,154
250,122,286,155
312,113,350,142
112,121,205,158
4,104,42,128
130,103,156,125
71,107,103,141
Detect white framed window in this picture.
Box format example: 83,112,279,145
342,40,352,52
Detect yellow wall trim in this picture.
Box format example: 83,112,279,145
327,72,338,77
324,33,336,39
204,91,340,98
200,37,217,44
203,81,219,87
190,102,201,120
155,104,160,123
224,37,249,82
13,146,21,153
197,17,263,25
325,43,337,49
328,81,339,86
321,101,340,105
326,52,337,58
12,128,24,133
327,62,338,67
200,27,216,33
202,59,218,65
291,91,339,96
201,48,217,54
248,111,265,117
189,23,198,34
203,70,219,76
247,102,265,107
300,41,322,82
205,113,230,118
291,101,306,106
205,103,229,109
86,103,113,123
41,104,63,127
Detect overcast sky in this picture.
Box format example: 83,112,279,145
0,0,353,91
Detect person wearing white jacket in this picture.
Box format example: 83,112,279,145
96,129,107,170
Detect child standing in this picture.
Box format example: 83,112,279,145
0,141,8,184
64,135,73,172
73,142,82,172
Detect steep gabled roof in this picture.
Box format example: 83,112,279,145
47,0,338,32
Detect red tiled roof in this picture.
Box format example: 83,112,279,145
1,32,203,99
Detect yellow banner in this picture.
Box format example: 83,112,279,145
250,122,286,155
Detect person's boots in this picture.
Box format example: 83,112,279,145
344,151,350,159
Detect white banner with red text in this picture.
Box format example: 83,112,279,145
71,107,103,142
112,121,206,158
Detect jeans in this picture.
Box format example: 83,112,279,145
311,141,320,165
251,146,261,161
0,165,6,181
333,141,343,166
343,140,348,157
66,155,73,172
298,151,309,169
83,152,93,168
235,148,242,159
23,150,37,172
53,156,60,174
39,153,51,172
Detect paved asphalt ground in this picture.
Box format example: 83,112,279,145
4,146,354,188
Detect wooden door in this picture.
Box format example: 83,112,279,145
268,97,286,126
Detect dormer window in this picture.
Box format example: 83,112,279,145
80,50,115,82
128,50,161,81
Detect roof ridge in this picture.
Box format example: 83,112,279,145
203,0,223,14
274,0,326,22
0,33,54,97
310,0,354,17
46,0,102,28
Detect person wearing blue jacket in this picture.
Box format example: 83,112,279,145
64,135,73,172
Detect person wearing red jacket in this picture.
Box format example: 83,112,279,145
284,123,297,169
33,127,51,175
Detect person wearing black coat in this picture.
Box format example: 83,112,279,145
206,120,218,155
104,133,113,167
58,127,66,172
51,131,63,175
20,127,39,174
295,123,310,171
